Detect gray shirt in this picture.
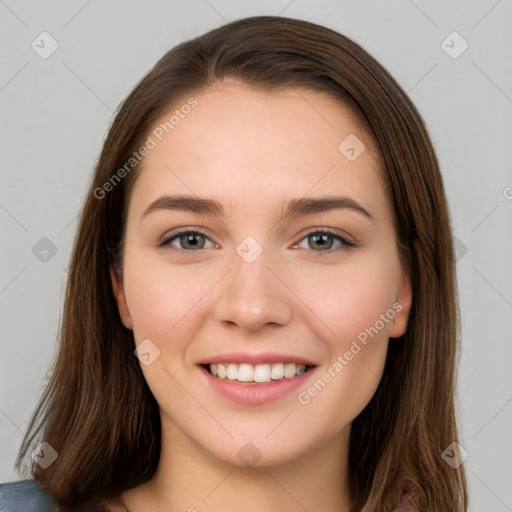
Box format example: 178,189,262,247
0,480,54,512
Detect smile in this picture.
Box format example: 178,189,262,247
197,362,318,405
204,362,313,383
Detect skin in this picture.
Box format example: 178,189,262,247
109,81,412,512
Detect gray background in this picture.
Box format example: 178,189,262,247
1,1,511,510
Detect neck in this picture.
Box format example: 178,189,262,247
119,415,353,512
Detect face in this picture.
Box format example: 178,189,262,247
110,82,412,468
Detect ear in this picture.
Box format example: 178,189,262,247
388,267,413,339
109,265,133,330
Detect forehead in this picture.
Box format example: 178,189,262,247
128,83,391,225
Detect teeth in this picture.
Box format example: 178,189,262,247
237,363,254,382
207,362,309,383
284,363,296,378
254,364,270,383
271,363,284,380
227,364,238,380
217,364,227,379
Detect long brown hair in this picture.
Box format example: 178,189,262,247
15,15,468,512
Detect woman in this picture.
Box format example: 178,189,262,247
2,15,468,512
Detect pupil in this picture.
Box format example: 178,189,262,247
184,234,202,249
312,234,331,250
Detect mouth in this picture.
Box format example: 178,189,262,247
196,352,319,404
199,362,317,385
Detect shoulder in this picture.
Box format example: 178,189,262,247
0,480,55,512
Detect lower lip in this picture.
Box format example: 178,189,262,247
198,365,316,405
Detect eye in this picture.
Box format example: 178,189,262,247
293,229,357,257
158,228,357,256
159,229,216,251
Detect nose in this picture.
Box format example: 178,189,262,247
213,244,294,332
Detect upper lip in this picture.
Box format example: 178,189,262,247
197,352,318,367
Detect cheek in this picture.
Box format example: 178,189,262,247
294,262,395,429
293,252,399,346
123,257,211,341
296,254,397,421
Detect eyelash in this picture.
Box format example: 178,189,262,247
158,228,357,257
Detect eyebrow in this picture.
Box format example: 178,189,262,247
140,194,375,224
